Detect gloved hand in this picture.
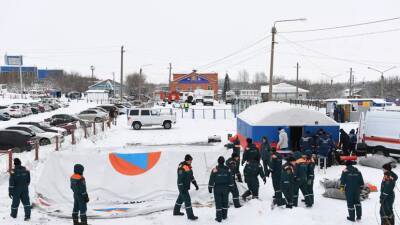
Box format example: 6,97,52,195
237,174,243,183
208,187,213,194
193,181,199,191
8,193,13,199
84,194,90,203
339,185,345,193
263,177,267,184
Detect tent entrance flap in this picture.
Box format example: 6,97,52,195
290,126,303,151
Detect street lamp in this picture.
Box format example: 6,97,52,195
321,73,344,97
268,18,307,101
90,65,95,84
138,64,152,100
367,66,396,98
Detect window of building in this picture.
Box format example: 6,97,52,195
208,85,212,90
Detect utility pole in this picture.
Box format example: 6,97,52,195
168,63,172,90
349,68,353,98
268,26,276,102
268,18,307,101
296,62,299,100
112,72,115,97
120,45,125,101
368,66,396,98
90,65,95,84
139,67,142,100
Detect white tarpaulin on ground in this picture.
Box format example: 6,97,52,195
35,146,242,218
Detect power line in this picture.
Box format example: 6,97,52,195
280,16,400,33
280,27,400,43
277,34,377,67
197,35,271,70
225,47,268,69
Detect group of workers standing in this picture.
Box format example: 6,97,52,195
173,127,398,225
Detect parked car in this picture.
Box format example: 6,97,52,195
88,107,108,113
0,105,10,117
45,114,80,134
115,103,129,115
127,108,176,130
0,129,36,152
29,102,45,113
18,121,68,136
97,105,118,117
7,105,24,118
12,103,32,116
6,125,64,146
77,109,109,122
0,112,10,121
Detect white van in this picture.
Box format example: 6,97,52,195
357,109,400,156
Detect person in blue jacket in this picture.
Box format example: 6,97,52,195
9,158,31,221
299,131,312,152
71,164,89,225
317,132,335,168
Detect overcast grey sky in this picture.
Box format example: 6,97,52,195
1,0,399,84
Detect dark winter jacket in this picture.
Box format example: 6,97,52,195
243,161,265,185
299,135,312,151
281,162,295,185
226,157,242,182
208,164,233,191
177,161,196,192
340,165,364,192
71,164,88,201
317,136,335,157
380,171,398,203
242,144,261,165
9,165,30,195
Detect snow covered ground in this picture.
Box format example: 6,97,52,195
0,98,396,225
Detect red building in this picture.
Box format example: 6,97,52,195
170,70,218,95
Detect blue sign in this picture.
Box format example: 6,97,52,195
178,76,209,84
0,66,36,73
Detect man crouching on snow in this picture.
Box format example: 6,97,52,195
71,164,89,225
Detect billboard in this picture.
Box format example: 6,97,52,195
4,55,23,66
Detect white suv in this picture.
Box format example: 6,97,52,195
127,108,176,130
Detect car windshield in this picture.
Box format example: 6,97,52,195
29,126,45,133
204,96,213,99
10,105,19,109
39,122,51,128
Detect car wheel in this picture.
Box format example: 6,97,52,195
132,122,142,130
40,138,51,146
163,121,172,129
94,117,102,123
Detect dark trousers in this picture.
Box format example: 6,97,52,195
272,173,283,206
229,182,241,208
214,187,229,221
11,190,31,218
295,180,312,206
281,182,293,207
346,190,361,220
174,191,195,218
380,198,395,225
243,180,259,199
307,179,314,205
72,196,87,223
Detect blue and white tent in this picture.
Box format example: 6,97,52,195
237,102,339,149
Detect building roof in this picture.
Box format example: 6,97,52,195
88,79,122,90
260,83,309,94
238,101,337,126
86,90,109,93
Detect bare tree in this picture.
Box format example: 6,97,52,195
125,72,146,96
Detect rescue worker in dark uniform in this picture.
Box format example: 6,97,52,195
305,150,316,206
9,158,31,221
340,160,364,222
242,158,266,200
232,137,241,161
299,131,312,152
71,164,89,225
380,163,397,225
260,136,272,176
293,152,312,207
241,138,261,166
226,153,242,208
281,157,296,208
269,148,283,207
339,129,351,155
349,129,357,155
209,156,234,222
173,154,199,220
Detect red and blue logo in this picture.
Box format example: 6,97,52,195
109,152,161,176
